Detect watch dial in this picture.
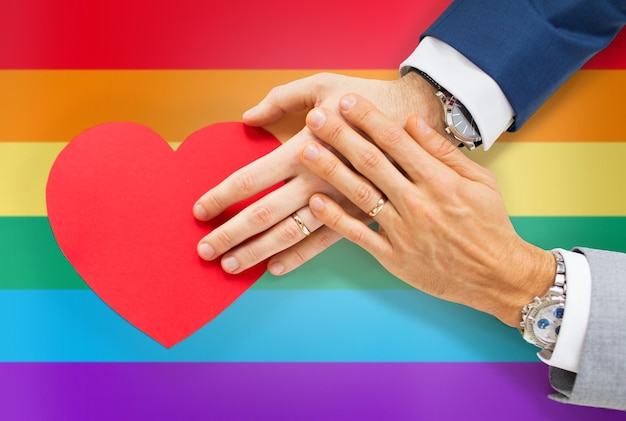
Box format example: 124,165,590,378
532,305,565,345
451,102,480,140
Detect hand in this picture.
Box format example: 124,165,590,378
194,72,443,275
299,94,555,326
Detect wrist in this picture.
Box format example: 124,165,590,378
494,244,556,327
401,69,480,148
395,71,449,139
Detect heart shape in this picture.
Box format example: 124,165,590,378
46,122,281,348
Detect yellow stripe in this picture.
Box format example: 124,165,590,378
0,70,624,143
3,141,626,217
470,142,626,216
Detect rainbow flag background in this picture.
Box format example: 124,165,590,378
1,1,625,419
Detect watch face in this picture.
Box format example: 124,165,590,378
450,100,480,141
531,304,565,346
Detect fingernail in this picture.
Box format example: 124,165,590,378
269,261,285,276
307,109,326,129
302,144,320,161
340,95,357,111
310,196,326,212
242,106,258,120
417,116,432,134
222,256,240,273
193,203,208,220
198,242,215,260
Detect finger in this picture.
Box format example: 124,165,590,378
267,226,344,275
304,106,410,205
197,178,317,261
266,199,370,275
217,207,323,274
308,194,392,261
193,129,310,221
405,116,497,186
332,94,451,184
242,74,324,126
298,140,394,221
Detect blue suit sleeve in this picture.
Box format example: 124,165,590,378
423,0,626,130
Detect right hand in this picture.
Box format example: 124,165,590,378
298,94,555,326
193,71,444,275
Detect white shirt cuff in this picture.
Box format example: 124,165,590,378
537,249,591,373
400,37,514,150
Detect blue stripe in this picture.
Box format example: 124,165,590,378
0,290,536,362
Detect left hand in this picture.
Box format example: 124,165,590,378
193,72,443,275
299,94,555,326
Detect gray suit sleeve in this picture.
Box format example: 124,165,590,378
548,248,626,411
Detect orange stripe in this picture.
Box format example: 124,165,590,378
0,70,624,143
500,70,626,142
0,70,395,143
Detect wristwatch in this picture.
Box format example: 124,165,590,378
410,68,482,150
519,250,567,351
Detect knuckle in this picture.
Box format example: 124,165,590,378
377,124,406,147
357,148,382,172
289,247,308,267
321,209,343,230
233,169,257,195
432,137,458,160
251,206,273,226
202,192,224,214
310,72,329,85
350,105,382,133
351,104,376,124
214,229,234,250
324,121,346,146
311,72,335,88
316,230,339,250
321,158,340,179
278,222,301,243
267,85,283,102
353,182,374,207
345,225,365,244
242,244,262,264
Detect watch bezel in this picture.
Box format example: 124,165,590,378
522,296,566,350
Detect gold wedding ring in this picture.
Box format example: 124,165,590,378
367,197,387,217
291,212,311,236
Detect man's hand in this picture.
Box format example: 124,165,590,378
193,72,443,275
299,94,555,326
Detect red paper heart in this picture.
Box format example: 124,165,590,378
46,122,281,348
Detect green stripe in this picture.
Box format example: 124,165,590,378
2,216,626,290
1,217,83,288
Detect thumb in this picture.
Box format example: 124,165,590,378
242,76,319,127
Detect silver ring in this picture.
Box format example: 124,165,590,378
291,212,311,236
367,197,387,217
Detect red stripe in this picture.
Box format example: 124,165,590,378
2,0,623,69
0,0,449,69
586,30,626,69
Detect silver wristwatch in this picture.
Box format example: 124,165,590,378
411,68,482,150
519,250,567,351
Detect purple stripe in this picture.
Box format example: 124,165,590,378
0,363,621,420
